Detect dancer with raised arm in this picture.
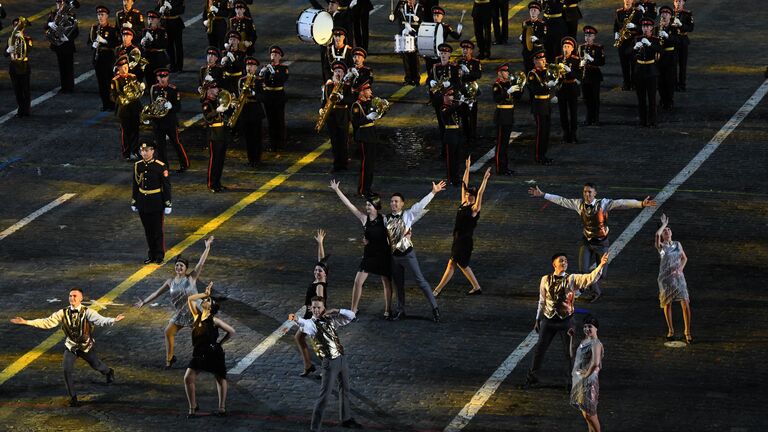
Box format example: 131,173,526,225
329,179,393,318
135,236,214,368
571,314,604,432
528,182,656,301
10,288,125,407
655,214,692,344
434,158,491,297
294,229,329,377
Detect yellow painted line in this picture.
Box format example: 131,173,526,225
0,7,54,36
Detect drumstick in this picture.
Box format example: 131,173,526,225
459,10,466,25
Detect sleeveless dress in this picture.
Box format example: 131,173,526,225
359,214,391,277
450,204,480,268
304,282,328,319
169,276,197,326
570,338,603,416
657,241,689,308
188,315,227,379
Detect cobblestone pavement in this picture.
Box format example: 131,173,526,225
0,0,767,431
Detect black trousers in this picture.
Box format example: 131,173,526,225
263,92,286,150
528,315,574,381
533,113,551,161
357,139,375,195
635,76,657,126
240,113,263,165
118,103,141,158
402,52,420,83
154,125,189,169
352,6,370,51
207,133,228,190
544,18,567,61
658,60,677,109
94,54,116,110
677,40,689,88
53,41,76,92
581,81,600,124
424,57,438,81
491,0,509,44
432,100,446,146
565,18,579,38
63,348,111,398
495,123,514,173
139,210,165,260
327,113,349,170
579,237,609,296
207,18,228,51
473,4,493,56
444,129,463,185
164,17,185,71
557,87,579,142
618,43,633,87
460,103,478,142
9,64,31,116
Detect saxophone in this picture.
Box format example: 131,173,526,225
228,74,255,128
206,0,215,34
315,80,343,133
614,7,638,48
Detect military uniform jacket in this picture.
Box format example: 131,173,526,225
352,65,374,88
115,43,146,76
202,97,228,141
440,101,461,129
632,35,661,78
150,83,180,127
262,63,289,101
527,68,552,115
555,54,582,96
116,8,144,30
141,27,169,53
203,0,231,20
542,0,564,19
636,1,657,20
439,23,461,42
457,57,482,84
155,0,186,18
221,49,245,77
674,9,693,43
199,63,224,87
614,7,641,47
228,16,256,51
563,0,582,22
351,100,377,142
520,19,546,54
89,23,120,62
432,62,461,89
238,74,265,119
396,1,426,34
327,44,353,69
658,24,679,65
578,43,605,83
492,79,521,125
132,158,171,212
322,80,352,127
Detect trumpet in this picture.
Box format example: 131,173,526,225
140,96,169,124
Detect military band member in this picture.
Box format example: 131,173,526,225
116,0,144,30
440,87,464,186
261,45,289,151
555,36,582,144
395,0,426,85
672,0,693,91
349,47,373,98
141,10,170,88
563,0,582,38
528,49,554,165
110,55,144,160
90,6,120,111
351,80,379,195
614,0,640,90
201,81,230,192
324,61,354,172
46,0,80,93
4,17,33,118
657,6,678,110
457,40,482,144
520,2,546,73
636,0,657,20
199,46,224,92
472,0,492,59
632,18,661,127
238,57,265,166
429,44,461,147
132,142,172,263
425,6,461,81
156,0,185,72
351,0,372,50
150,68,189,172
578,25,605,125
228,0,256,55
220,30,245,93
116,28,146,83
492,63,523,175
323,27,352,82
327,0,355,47
542,0,567,61
203,0,231,51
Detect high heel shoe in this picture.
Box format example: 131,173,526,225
165,355,177,369
665,334,675,341
685,335,694,344
300,365,316,377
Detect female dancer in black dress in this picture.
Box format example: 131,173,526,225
330,179,393,318
184,282,235,418
433,158,491,296
294,229,328,377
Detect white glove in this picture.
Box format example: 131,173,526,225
673,17,682,27
626,22,636,29
224,42,230,50
429,79,437,88
267,64,275,74
343,71,354,81
562,64,571,73
388,13,395,22
659,30,668,38
546,80,556,88
518,34,523,42
216,105,227,112
164,1,172,8
456,23,463,34
140,82,146,91
614,31,620,40
164,207,172,215
575,79,581,85
460,65,470,74
642,37,651,46
507,84,521,93
634,41,643,50
205,74,214,81
48,22,58,30
96,35,107,44
227,52,235,61
131,206,138,212
531,35,538,42
210,5,218,13
159,5,169,13
404,23,413,34
585,54,594,62
551,96,558,103
579,59,586,67
258,66,267,76
146,32,154,41
124,22,132,29
350,0,357,7
163,101,172,109
366,112,378,120
141,35,150,45
203,19,209,27
220,57,228,65
244,40,252,47
412,15,419,22
637,4,645,13
351,67,359,77
92,41,100,49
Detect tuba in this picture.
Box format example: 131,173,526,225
140,97,169,123
119,79,144,105
45,1,78,46
7,19,28,61
371,97,391,118
128,48,149,71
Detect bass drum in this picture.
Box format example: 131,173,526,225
296,8,334,45
417,22,443,58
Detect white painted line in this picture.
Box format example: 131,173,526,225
444,331,538,432
470,132,521,172
228,307,304,375
0,193,77,241
444,78,768,431
370,4,384,14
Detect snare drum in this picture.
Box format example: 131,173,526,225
296,8,334,45
417,22,444,58
394,35,416,53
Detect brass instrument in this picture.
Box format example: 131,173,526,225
128,48,149,71
512,70,527,88
545,62,567,93
140,96,169,123
216,89,236,114
315,80,343,133
206,0,215,34
228,74,256,128
7,19,28,62
119,79,145,105
371,96,391,118
614,7,638,48
45,1,78,46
